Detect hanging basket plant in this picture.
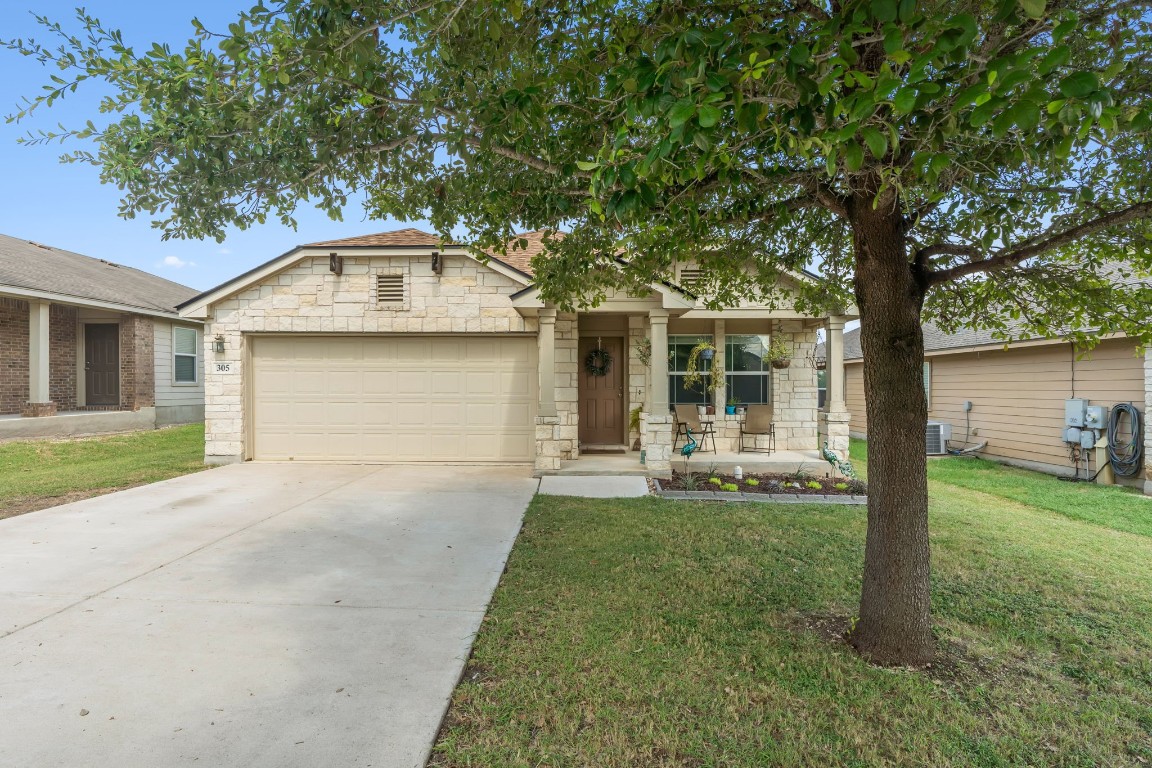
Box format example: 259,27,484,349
683,342,724,393
767,336,792,369
584,347,613,377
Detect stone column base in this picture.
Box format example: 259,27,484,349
21,402,58,418
641,413,673,477
819,410,851,459
534,415,563,473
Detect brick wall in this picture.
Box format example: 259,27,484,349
0,297,29,414
119,315,156,410
49,305,77,410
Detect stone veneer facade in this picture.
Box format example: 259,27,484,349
203,253,536,463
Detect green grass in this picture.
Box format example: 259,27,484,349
851,437,1152,537
432,449,1152,767
0,424,207,518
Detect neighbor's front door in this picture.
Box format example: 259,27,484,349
578,336,624,445
85,324,120,406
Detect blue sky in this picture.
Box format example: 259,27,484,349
0,2,419,292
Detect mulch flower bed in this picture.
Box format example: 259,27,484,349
663,471,867,496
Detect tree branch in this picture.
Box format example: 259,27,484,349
925,201,1152,286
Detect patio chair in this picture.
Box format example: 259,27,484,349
673,404,717,453
739,405,775,454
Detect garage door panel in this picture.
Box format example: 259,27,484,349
252,336,535,462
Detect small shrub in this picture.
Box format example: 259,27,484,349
745,478,759,487
806,480,823,490
721,483,739,492
682,472,699,491
709,477,723,485
834,482,849,491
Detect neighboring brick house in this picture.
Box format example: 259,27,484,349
179,228,857,476
0,234,205,439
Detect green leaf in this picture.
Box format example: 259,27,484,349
668,100,696,128
893,88,917,114
277,71,290,85
1018,0,1045,19
843,141,865,172
870,0,898,23
1059,72,1099,99
861,126,887,158
575,160,600,171
697,105,722,128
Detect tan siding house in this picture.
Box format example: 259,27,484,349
844,327,1150,492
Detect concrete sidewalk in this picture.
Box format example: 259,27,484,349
0,463,536,768
537,475,650,498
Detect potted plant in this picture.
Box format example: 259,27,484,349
726,396,740,415
684,342,723,414
766,336,791,369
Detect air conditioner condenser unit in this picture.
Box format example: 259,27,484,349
926,422,953,455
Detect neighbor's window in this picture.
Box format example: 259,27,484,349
725,334,772,405
923,361,931,410
668,335,712,407
174,327,199,384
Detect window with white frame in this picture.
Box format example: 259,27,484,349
923,361,931,409
173,326,199,384
725,334,772,405
668,335,712,406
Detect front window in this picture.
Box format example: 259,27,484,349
668,335,712,406
173,327,199,384
725,334,772,405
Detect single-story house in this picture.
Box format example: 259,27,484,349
843,324,1151,492
178,228,858,476
0,234,205,439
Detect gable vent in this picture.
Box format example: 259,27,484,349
679,268,704,289
375,273,405,305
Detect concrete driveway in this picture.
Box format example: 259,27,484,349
0,463,537,767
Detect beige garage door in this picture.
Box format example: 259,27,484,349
251,336,537,462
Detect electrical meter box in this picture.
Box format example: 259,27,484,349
1064,426,1083,444
1080,430,1097,450
1085,405,1107,430
1065,398,1088,428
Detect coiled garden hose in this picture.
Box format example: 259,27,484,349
1107,403,1144,477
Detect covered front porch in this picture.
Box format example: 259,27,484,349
516,283,853,478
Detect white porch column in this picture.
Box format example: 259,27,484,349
648,309,669,413
819,315,851,459
713,318,726,412
25,301,54,416
826,316,847,411
537,309,558,417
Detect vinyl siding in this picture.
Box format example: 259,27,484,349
845,338,1145,479
154,320,205,409
846,361,867,437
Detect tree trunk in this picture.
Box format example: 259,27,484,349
847,191,935,666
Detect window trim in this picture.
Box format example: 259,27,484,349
923,360,931,410
173,326,199,386
724,334,773,406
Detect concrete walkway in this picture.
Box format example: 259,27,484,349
537,475,650,497
0,463,537,768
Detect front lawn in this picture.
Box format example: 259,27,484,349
0,424,207,519
432,452,1152,766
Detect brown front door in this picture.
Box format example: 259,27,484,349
85,324,120,406
578,336,624,445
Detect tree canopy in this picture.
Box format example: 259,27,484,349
9,0,1152,664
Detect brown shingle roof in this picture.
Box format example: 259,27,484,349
495,230,563,276
0,233,198,315
304,228,447,248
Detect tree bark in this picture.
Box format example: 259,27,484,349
847,189,935,666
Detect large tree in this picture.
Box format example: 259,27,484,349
9,0,1152,664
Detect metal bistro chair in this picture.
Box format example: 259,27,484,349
739,405,776,454
673,404,717,454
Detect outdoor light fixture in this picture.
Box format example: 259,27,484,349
213,335,226,354
431,250,442,275
329,252,343,275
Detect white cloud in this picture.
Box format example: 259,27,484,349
217,247,232,255
160,255,196,269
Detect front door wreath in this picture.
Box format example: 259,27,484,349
584,347,613,376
